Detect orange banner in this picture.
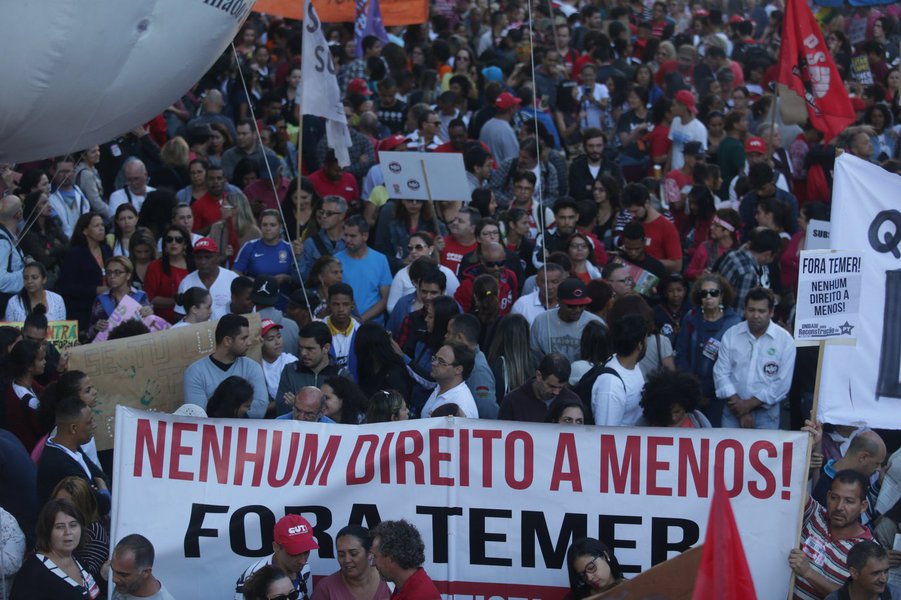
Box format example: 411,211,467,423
253,0,427,25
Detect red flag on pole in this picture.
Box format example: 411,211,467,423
691,482,757,600
776,0,855,142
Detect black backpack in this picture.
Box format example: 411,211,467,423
574,362,625,425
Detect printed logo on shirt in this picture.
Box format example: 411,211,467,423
767,347,777,355
763,361,779,377
279,250,288,263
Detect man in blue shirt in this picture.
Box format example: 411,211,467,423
335,215,391,324
276,386,336,424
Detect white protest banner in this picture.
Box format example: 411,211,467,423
379,151,470,201
805,219,831,250
112,408,807,600
793,250,862,344
821,154,901,427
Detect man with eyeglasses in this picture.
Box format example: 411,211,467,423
276,386,335,424
421,340,479,419
48,155,92,238
530,278,602,363
454,241,519,316
298,195,347,281
235,515,320,600
409,110,444,152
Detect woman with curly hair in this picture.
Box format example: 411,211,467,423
637,369,711,427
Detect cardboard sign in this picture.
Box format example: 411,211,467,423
805,219,830,250
793,250,862,344
67,313,261,451
379,151,470,201
112,409,807,600
1,320,79,350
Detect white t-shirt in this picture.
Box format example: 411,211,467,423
175,267,239,319
109,185,156,214
668,116,708,170
421,380,479,419
591,355,645,426
262,352,298,400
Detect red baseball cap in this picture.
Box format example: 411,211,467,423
347,78,372,96
193,237,219,254
260,318,282,336
674,90,698,115
495,92,522,111
745,136,768,154
379,134,411,152
729,14,746,24
274,515,319,554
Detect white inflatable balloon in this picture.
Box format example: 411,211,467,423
0,0,255,163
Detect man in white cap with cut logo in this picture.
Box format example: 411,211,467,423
235,514,319,600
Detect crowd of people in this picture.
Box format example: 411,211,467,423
1,0,901,598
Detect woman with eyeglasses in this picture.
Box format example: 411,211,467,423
564,537,624,598
242,565,298,600
674,273,740,427
374,198,446,273
86,256,153,341
144,224,194,324
387,233,460,313
312,525,391,600
566,232,601,284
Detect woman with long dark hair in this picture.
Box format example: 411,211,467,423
405,295,458,416
106,203,139,257
486,314,536,405
352,322,411,400
565,538,625,599
6,262,66,322
18,190,68,289
57,211,111,332
281,176,320,242
321,376,367,424
206,376,254,418
144,224,194,324
171,287,212,328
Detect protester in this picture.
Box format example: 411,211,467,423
206,376,254,419
51,477,109,593
171,287,212,328
320,376,366,425
370,520,441,600
531,278,601,363
310,525,390,600
565,537,625,598
546,399,587,425
9,498,101,600
823,542,900,600
365,389,410,424
5,262,67,322
109,534,175,600
175,237,239,320
236,514,319,600
144,224,194,324
57,212,111,332
87,257,152,341
276,321,343,417
486,314,537,406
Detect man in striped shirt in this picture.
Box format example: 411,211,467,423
790,470,875,600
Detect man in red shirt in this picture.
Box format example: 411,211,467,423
371,520,440,600
440,206,480,275
191,165,228,234
622,182,682,273
663,140,703,234
308,149,360,206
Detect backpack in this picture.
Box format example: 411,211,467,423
574,362,625,425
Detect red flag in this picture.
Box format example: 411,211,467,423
691,483,757,600
777,0,854,142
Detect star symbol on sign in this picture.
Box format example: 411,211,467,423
839,322,855,336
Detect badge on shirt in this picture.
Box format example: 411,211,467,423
702,337,722,361
801,533,828,567
763,361,779,377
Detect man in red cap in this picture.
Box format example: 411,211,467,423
175,237,239,320
235,514,320,600
667,89,708,172
479,91,521,165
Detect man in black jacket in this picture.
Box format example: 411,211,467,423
568,128,624,201
37,397,110,515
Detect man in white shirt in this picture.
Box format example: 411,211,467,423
714,287,796,429
421,340,479,418
512,263,563,326
109,158,155,214
592,314,647,426
176,237,239,320
668,90,708,171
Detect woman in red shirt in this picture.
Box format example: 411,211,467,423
144,224,194,324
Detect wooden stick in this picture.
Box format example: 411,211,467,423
296,112,304,241
786,339,825,599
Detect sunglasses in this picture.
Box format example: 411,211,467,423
269,591,300,600
165,236,185,244
408,243,427,251
483,260,505,268
699,289,721,298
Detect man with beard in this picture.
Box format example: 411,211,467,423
714,287,795,429
110,535,175,600
569,128,624,201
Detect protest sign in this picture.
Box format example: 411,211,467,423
94,295,171,342
1,320,79,350
793,250,862,344
68,313,261,451
379,151,470,201
821,154,901,427
112,408,808,600
593,546,702,599
805,219,830,250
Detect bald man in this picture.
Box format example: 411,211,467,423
0,194,25,303
109,158,155,214
187,89,239,141
454,241,520,316
276,386,336,424
813,430,886,523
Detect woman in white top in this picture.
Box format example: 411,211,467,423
387,231,459,312
171,287,212,329
5,262,66,322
